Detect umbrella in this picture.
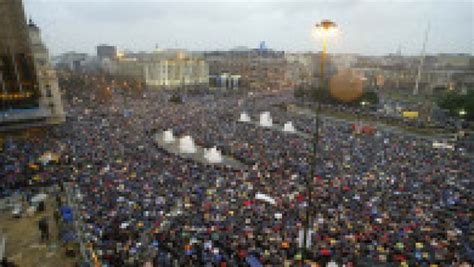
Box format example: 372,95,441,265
245,255,263,267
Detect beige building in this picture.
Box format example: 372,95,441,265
28,20,65,124
347,53,474,96
435,54,471,69
205,49,290,91
106,49,209,89
110,58,144,81
284,54,312,89
284,52,339,89
144,50,208,88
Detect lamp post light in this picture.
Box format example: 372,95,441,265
315,20,338,95
458,109,467,129
357,101,368,128
302,19,337,262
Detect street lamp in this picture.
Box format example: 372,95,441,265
314,20,338,96
302,19,337,262
459,109,467,117
357,101,368,128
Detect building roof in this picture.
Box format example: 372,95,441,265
27,18,39,31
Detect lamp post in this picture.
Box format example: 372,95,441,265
458,109,467,129
302,19,337,262
360,101,368,123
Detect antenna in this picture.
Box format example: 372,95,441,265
413,23,430,95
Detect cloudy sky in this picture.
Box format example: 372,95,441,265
23,0,473,56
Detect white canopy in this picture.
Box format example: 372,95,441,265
31,193,47,204
255,193,276,205
432,141,454,150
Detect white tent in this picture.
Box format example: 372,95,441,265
239,112,251,122
259,112,273,127
204,146,223,164
283,121,296,133
255,193,276,205
432,141,454,150
163,129,175,143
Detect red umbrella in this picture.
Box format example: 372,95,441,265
321,248,331,256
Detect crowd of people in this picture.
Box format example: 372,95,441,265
1,74,473,266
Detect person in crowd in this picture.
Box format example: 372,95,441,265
1,74,472,266
38,217,49,242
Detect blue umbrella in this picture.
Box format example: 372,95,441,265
245,255,263,267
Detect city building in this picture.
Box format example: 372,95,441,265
54,52,89,72
143,50,208,88
284,52,337,89
28,19,65,123
0,0,40,111
209,73,241,89
349,53,474,96
435,53,472,69
109,57,144,81
97,44,117,61
204,47,291,91
0,0,65,130
106,49,209,89
330,53,358,70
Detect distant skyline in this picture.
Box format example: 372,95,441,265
23,0,473,56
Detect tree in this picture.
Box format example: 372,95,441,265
294,85,380,108
169,94,183,104
359,91,379,106
437,90,474,121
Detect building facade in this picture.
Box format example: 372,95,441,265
54,52,89,72
110,58,144,81
351,53,474,94
284,52,337,89
0,0,40,111
143,50,208,88
97,44,117,61
205,49,291,91
29,20,65,123
209,73,241,89
0,0,66,130
106,49,209,89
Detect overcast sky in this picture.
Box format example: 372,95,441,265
23,0,473,56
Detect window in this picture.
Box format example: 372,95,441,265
45,85,52,97
49,102,55,113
